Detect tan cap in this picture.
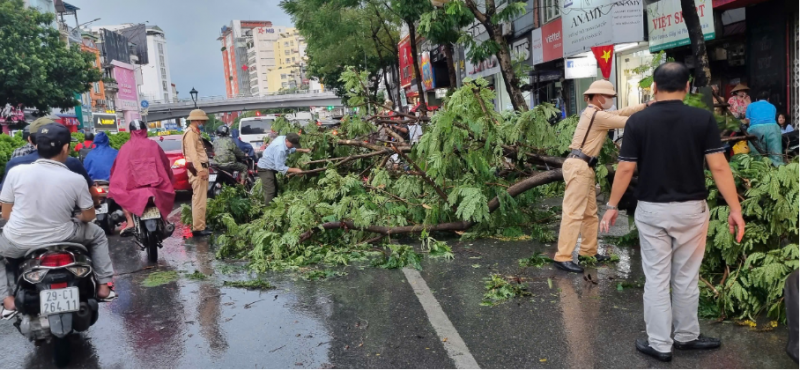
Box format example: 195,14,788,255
383,100,393,109
731,83,750,93
187,109,209,121
29,117,56,135
583,80,617,97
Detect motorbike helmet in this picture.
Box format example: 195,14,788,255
216,125,230,137
129,119,146,132
84,131,95,142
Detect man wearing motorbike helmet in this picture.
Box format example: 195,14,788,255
109,120,175,237
211,125,248,184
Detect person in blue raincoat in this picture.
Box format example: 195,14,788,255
83,131,118,181
231,128,256,161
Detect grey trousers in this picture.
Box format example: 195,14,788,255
0,221,114,297
258,169,279,206
635,200,709,353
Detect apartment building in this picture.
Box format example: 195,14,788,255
220,20,293,97
266,28,308,93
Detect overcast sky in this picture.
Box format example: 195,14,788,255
69,0,294,99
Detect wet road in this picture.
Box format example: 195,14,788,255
0,199,796,368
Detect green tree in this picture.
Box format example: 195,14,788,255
391,0,433,113
0,0,102,114
418,4,474,90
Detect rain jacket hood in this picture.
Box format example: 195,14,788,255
83,132,118,181
108,130,175,218
231,128,255,159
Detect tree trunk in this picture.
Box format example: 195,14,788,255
407,20,427,115
680,0,711,87
443,43,458,91
392,61,402,107
383,68,394,107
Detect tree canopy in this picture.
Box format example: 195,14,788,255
0,0,102,113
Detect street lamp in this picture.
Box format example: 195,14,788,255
190,87,198,108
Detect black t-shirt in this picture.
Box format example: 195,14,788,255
619,100,724,203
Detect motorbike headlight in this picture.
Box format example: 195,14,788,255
66,266,91,277
23,269,47,283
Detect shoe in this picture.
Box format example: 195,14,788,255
674,334,721,350
1,308,17,320
98,290,118,302
635,339,672,362
553,261,584,273
120,227,135,237
192,230,213,237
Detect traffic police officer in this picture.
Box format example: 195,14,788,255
182,109,212,237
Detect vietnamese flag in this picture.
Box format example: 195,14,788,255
591,45,615,80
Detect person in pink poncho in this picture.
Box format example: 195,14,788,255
109,120,175,236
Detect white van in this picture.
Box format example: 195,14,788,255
238,115,276,152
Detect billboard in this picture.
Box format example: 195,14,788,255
101,29,131,65
541,18,564,64
398,37,413,88
421,52,435,91
647,0,715,52
93,113,118,132
562,0,644,57
118,24,149,65
111,61,138,111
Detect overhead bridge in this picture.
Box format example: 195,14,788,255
144,90,342,122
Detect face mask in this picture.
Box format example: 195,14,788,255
600,97,614,110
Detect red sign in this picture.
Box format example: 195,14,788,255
541,18,563,63
398,37,412,88
591,45,615,79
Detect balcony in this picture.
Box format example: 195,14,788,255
103,80,119,93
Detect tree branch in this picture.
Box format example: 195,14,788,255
391,144,451,207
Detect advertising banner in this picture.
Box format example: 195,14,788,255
112,61,138,111
565,57,598,79
531,28,544,65
421,51,435,91
562,0,644,57
541,18,564,64
398,37,413,88
647,0,715,52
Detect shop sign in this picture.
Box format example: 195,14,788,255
512,37,531,63
464,22,500,79
540,18,564,64
562,0,644,57
421,51,435,91
398,37,413,88
112,61,138,111
565,57,598,79
435,88,448,99
647,0,715,52
0,104,25,124
531,28,544,65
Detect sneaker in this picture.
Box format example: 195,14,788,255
674,334,721,350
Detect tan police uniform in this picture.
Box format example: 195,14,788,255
182,110,210,232
554,81,647,262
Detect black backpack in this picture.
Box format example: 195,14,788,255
79,147,93,163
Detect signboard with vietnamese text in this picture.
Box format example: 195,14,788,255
398,37,413,88
540,18,564,64
565,57,598,79
647,0,715,52
562,0,644,57
421,51,435,91
531,28,544,65
111,61,138,111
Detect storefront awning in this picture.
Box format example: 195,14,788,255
713,0,769,10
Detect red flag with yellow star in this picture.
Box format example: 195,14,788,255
591,45,615,79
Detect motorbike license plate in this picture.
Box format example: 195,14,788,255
141,207,161,220
208,174,217,182
97,203,108,214
40,287,80,315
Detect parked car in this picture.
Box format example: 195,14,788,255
150,134,214,192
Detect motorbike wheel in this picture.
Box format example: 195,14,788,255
53,336,71,368
145,230,158,263
98,218,112,235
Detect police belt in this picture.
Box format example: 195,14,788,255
567,149,598,167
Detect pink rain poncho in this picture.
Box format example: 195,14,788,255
108,130,175,218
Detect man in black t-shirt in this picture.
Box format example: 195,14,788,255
600,62,745,362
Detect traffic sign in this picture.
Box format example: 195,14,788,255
141,100,149,108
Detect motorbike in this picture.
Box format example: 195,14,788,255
5,242,99,367
208,157,257,198
92,181,125,235
132,198,174,263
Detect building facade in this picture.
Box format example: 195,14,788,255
266,28,307,93
139,26,174,104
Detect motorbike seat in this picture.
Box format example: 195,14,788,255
24,242,88,257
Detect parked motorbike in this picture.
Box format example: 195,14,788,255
208,158,257,198
92,181,124,235
132,198,174,263
5,242,99,367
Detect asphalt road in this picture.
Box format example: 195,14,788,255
0,199,796,369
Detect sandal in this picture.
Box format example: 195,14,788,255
98,290,118,302
120,227,135,237
1,308,17,320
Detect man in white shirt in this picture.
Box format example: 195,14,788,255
0,124,115,312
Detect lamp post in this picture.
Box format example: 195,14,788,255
190,87,198,108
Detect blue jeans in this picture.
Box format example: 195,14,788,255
748,123,784,166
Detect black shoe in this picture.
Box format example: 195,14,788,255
553,261,584,273
192,230,213,237
635,339,672,362
674,334,721,350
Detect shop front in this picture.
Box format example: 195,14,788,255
531,18,567,113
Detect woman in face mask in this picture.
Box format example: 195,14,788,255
552,80,650,274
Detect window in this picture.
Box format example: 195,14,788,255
290,41,294,46
284,42,289,47
164,93,169,102
162,81,168,91
158,43,164,53
542,0,560,23
285,58,290,63
292,57,296,62
281,74,287,79
94,82,100,93
282,82,288,88
284,50,290,55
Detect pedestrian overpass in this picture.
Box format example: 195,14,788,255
144,90,343,122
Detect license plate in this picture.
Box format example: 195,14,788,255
141,207,161,220
40,287,80,315
208,174,217,182
97,203,108,214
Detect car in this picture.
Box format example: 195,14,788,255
152,135,191,191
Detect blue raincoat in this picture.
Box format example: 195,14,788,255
83,132,118,181
231,128,256,160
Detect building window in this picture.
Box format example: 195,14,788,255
164,93,169,101
282,82,288,88
284,42,289,47
281,74,287,79
158,43,164,53
94,82,100,93
290,41,294,46
542,0,560,23
285,58,290,63
284,50,290,55
292,57,296,62
162,81,168,91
